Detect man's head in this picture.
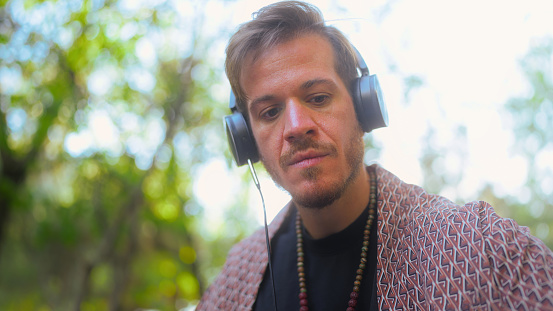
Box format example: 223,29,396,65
226,1,359,115
226,1,368,209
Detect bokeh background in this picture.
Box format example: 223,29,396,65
0,0,552,309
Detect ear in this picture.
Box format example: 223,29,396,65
350,47,389,132
224,92,259,166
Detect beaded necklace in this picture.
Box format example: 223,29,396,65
295,168,377,311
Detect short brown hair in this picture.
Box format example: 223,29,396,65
225,0,358,114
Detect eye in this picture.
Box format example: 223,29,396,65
309,94,330,106
261,106,282,120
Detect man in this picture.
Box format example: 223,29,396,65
197,1,553,310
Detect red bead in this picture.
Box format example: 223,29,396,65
348,298,358,307
300,298,308,306
299,292,307,299
347,307,355,311
300,306,309,311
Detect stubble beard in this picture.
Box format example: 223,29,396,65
261,132,365,209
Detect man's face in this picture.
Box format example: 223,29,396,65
240,34,365,209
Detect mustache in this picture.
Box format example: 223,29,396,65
279,138,337,169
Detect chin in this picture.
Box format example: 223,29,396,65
292,189,342,209
289,172,355,209
262,134,365,209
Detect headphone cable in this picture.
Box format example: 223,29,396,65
248,159,278,311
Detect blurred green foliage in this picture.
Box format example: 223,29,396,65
419,37,553,249
0,0,254,309
501,37,553,248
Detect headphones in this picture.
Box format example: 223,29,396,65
224,46,388,167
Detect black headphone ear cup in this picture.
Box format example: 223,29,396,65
353,74,389,132
224,112,259,166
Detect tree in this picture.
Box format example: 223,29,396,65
417,37,553,250
502,36,553,248
0,0,249,309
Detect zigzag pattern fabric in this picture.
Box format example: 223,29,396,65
197,165,553,310
376,166,553,310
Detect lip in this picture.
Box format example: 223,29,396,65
287,150,329,168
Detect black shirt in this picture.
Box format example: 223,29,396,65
253,203,379,311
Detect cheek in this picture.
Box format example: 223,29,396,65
321,107,359,142
253,126,282,162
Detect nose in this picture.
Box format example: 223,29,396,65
283,99,317,142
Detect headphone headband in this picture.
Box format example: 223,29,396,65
353,46,370,76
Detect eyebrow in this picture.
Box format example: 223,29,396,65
249,94,276,112
300,78,336,90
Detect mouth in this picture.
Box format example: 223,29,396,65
287,150,329,168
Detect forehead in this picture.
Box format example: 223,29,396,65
239,34,340,105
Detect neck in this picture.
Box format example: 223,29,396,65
296,166,370,239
